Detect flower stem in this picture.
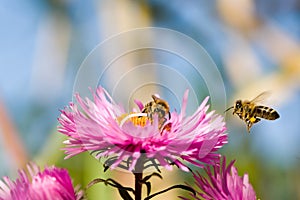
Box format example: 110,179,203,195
134,172,143,200
134,155,145,200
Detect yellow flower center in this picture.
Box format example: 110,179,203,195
117,112,149,127
117,112,171,134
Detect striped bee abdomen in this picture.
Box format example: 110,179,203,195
254,106,280,120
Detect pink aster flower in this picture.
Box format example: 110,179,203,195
58,86,227,172
182,156,257,200
0,163,83,200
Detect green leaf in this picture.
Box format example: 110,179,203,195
142,172,163,182
144,184,196,200
87,178,134,200
145,181,151,196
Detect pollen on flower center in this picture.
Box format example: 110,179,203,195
118,112,149,128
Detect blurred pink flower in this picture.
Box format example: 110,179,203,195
182,156,257,200
58,86,227,171
0,164,83,200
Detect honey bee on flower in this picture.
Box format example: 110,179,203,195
58,87,227,172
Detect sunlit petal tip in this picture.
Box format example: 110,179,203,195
63,140,71,144
179,165,190,172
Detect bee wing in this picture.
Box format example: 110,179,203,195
250,91,271,103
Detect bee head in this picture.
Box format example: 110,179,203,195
235,100,242,109
224,99,243,114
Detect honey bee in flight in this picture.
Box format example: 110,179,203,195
225,91,280,132
142,95,171,130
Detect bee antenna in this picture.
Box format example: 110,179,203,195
224,106,234,113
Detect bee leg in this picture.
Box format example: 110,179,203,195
159,118,171,134
246,121,253,133
236,113,243,120
253,118,261,124
158,117,167,129
246,117,260,133
250,117,261,125
246,117,255,133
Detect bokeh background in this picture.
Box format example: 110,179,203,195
1,0,300,199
